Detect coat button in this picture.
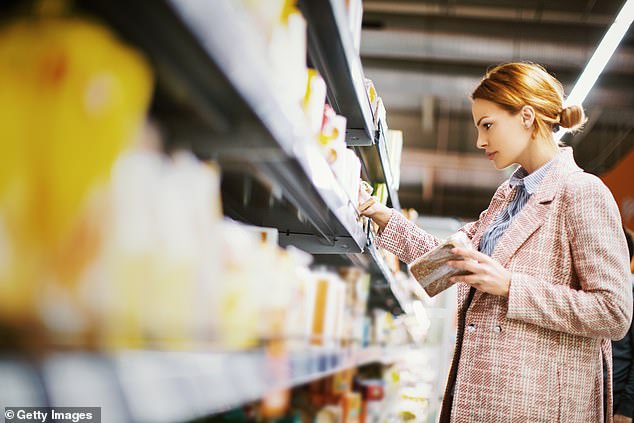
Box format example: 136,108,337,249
467,323,476,332
493,325,502,333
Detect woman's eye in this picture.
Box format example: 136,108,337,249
483,123,492,129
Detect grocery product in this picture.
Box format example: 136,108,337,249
408,232,474,297
0,16,152,335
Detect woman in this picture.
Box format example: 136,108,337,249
360,62,632,422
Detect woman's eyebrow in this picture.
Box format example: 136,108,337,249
476,116,488,126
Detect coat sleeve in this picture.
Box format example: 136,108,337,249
374,210,440,264
507,176,633,340
374,207,487,265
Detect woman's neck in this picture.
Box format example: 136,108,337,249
520,137,559,173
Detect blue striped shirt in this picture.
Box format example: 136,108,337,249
479,160,554,256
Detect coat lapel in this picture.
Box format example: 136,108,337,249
471,147,581,304
490,197,550,266
492,147,581,266
457,183,512,308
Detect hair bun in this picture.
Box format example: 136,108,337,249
559,105,587,131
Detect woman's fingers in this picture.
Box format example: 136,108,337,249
358,197,377,214
358,187,371,203
447,259,483,274
450,274,484,286
451,247,491,263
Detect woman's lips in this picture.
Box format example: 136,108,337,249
487,151,497,160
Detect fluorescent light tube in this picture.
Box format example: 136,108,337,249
556,0,634,140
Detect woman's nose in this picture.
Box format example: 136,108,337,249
476,134,487,149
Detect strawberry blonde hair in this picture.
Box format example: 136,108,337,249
471,62,586,144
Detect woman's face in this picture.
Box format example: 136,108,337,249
471,98,532,170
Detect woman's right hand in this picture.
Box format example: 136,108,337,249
358,182,392,231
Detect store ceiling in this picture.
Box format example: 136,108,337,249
361,0,634,219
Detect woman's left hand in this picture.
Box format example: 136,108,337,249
448,247,512,297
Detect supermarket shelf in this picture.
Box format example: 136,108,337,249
367,240,396,288
298,0,375,146
366,234,406,316
80,0,366,253
357,121,401,210
298,0,401,210
0,347,395,422
377,121,402,211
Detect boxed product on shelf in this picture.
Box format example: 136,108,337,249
268,2,309,119
372,309,396,345
238,0,289,40
239,0,309,123
345,0,364,54
240,224,280,245
342,391,363,423
339,268,370,345
373,98,388,130
309,271,347,347
317,104,363,207
331,148,362,207
386,130,403,191
0,15,153,341
332,368,356,395
213,221,321,348
319,104,348,164
315,405,343,423
283,249,315,346
372,183,388,206
364,79,378,113
303,69,328,136
396,386,432,422
105,140,225,349
364,78,387,128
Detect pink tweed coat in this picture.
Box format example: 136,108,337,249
376,148,632,422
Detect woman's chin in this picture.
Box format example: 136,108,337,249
491,161,505,170
491,158,513,170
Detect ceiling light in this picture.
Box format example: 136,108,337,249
556,0,634,141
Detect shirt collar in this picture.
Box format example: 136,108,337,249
509,158,555,195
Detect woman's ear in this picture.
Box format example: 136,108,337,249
520,105,535,128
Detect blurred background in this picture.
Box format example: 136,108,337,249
361,0,634,221
0,0,632,422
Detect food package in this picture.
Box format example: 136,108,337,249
408,232,473,297
255,245,293,340
331,148,361,207
303,69,327,137
141,150,213,348
345,0,363,54
331,368,356,395
0,17,152,331
238,0,287,41
315,405,342,423
104,143,224,349
268,3,308,117
387,130,403,190
373,183,388,205
319,104,347,164
309,272,345,347
283,247,313,346
342,391,362,423
364,78,378,113
213,221,262,349
373,96,387,129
